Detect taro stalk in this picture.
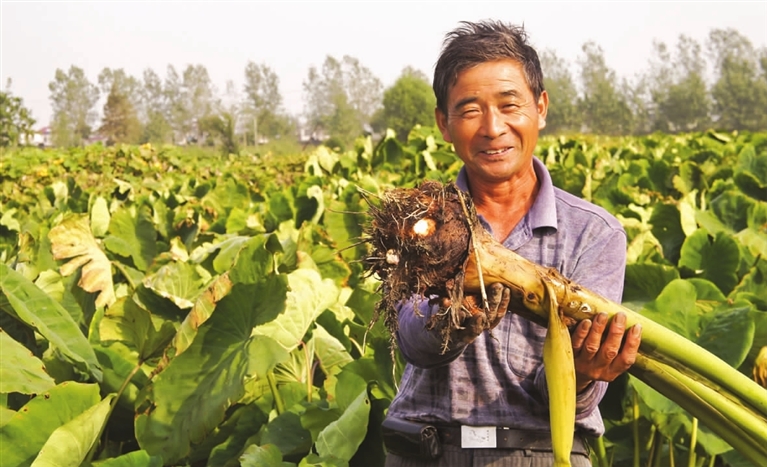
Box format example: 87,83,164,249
364,181,767,467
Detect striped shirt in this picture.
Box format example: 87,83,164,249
386,157,627,437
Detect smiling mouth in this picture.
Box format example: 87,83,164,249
481,147,512,156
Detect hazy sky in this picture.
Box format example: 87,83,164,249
2,1,766,128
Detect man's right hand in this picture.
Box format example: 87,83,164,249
446,282,511,344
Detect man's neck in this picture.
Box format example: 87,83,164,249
469,171,540,243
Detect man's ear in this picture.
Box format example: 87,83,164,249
435,107,452,143
537,90,549,131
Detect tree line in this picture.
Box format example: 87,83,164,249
1,27,765,150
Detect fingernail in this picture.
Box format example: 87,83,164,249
597,313,608,324
633,323,642,336
615,313,626,325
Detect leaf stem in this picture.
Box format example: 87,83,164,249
267,370,285,415
687,417,698,467
86,360,143,463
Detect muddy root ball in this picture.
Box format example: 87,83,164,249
364,181,472,337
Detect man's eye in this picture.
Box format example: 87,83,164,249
461,109,480,117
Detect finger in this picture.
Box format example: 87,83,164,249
595,313,628,368
455,312,486,343
581,312,608,359
485,283,504,323
611,322,642,372
571,319,592,354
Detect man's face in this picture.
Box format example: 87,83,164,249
436,59,548,185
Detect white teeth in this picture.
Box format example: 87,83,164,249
484,148,508,155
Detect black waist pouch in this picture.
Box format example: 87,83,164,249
381,416,442,460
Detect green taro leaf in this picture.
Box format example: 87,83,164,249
622,263,679,309
253,268,339,352
261,410,313,459
0,382,101,467
91,450,163,467
99,296,176,361
49,215,116,308
103,204,158,271
239,444,295,467
172,273,233,357
0,264,101,380
734,144,767,201
228,234,277,285
90,195,110,238
696,302,755,368
649,203,685,265
679,229,740,294
315,388,371,462
135,277,291,464
0,329,55,394
200,404,268,467
697,190,754,235
31,394,116,467
640,279,701,340
142,261,207,309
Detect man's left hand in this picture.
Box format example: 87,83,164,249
571,312,642,392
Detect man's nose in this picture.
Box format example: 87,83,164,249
481,107,507,139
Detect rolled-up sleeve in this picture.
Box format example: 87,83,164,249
395,297,467,369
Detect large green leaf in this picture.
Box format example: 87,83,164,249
172,273,233,357
48,215,116,308
0,264,101,380
31,394,115,467
103,204,158,271
99,296,175,361
679,229,740,294
0,329,55,394
239,444,295,467
315,388,371,462
640,279,701,340
253,269,339,353
90,195,110,238
200,404,268,467
91,450,163,467
622,262,679,308
0,382,101,467
135,277,291,463
142,261,208,309
649,203,685,264
696,302,755,368
734,144,767,201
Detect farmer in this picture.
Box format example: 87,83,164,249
382,20,642,466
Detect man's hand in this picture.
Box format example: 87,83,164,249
443,283,511,344
571,312,642,392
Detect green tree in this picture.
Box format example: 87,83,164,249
708,28,767,131
199,112,239,155
164,65,188,143
48,65,99,147
577,42,633,135
141,68,172,143
242,62,292,140
372,66,435,141
98,85,142,145
182,64,217,143
303,55,382,145
648,36,711,132
539,50,580,134
98,68,142,115
0,79,36,147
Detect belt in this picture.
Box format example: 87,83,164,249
437,426,590,455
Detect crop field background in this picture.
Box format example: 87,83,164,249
0,127,765,467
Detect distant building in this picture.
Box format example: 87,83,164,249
298,126,329,144
19,127,52,147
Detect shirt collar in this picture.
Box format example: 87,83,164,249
455,157,558,231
